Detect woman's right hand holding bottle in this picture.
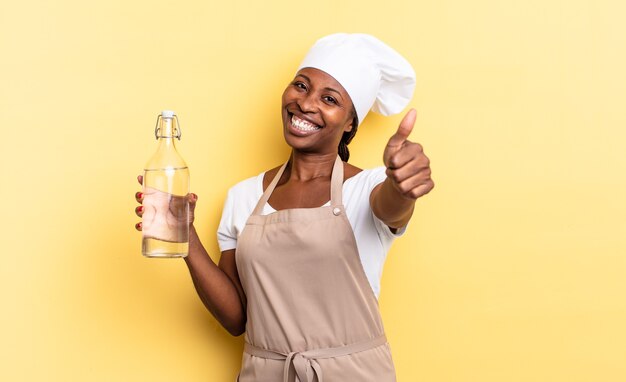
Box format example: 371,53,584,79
134,175,198,240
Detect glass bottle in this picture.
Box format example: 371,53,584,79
142,110,190,258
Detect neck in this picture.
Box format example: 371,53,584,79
288,151,338,182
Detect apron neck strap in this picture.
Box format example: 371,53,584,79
252,155,344,216
330,155,344,206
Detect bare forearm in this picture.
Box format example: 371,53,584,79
370,178,416,229
184,226,246,336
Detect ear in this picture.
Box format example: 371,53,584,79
343,115,355,133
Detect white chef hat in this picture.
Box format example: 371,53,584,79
297,33,416,126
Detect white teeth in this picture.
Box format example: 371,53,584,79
291,115,320,132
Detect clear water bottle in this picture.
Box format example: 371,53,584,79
142,110,190,258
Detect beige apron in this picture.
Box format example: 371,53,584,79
235,156,396,382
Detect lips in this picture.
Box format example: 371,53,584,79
287,113,322,136
291,114,320,130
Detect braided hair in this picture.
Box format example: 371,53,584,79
338,107,359,162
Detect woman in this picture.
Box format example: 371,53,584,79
135,33,433,381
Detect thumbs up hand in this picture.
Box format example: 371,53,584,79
383,109,434,200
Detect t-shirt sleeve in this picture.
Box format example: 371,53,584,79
217,188,238,252
366,167,408,239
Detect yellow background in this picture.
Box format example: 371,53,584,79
1,0,625,381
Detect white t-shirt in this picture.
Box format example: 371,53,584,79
217,166,405,298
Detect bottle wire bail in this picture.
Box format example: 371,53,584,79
154,113,182,140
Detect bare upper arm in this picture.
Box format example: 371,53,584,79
218,249,247,310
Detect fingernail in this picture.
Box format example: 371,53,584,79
135,222,142,229
136,192,143,199
136,206,143,213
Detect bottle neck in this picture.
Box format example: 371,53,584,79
157,117,178,148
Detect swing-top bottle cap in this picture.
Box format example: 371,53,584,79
161,110,175,118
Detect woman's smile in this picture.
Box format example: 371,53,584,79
288,113,322,136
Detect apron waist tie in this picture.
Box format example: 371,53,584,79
243,334,388,382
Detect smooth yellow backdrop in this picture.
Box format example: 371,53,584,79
1,1,625,381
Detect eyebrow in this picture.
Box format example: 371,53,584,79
296,74,344,100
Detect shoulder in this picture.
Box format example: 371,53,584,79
219,172,263,225
343,166,387,209
343,165,387,207
343,162,363,180
227,172,263,199
261,165,285,191
344,165,387,188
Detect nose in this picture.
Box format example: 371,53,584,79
297,92,318,114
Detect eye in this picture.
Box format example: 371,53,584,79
323,95,338,105
293,81,307,91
